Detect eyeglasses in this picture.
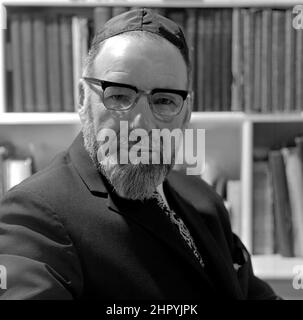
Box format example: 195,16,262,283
82,77,189,120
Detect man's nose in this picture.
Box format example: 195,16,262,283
128,94,156,131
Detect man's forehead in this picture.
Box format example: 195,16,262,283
92,34,188,89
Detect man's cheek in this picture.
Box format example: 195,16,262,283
96,128,118,163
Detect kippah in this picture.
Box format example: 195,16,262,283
94,8,189,66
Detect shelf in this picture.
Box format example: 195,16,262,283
2,0,302,8
191,112,245,123
1,112,303,125
0,112,80,124
248,113,303,123
252,254,303,280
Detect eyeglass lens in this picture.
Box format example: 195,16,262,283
103,86,183,115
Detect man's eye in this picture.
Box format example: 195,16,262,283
110,95,126,101
108,95,132,104
154,98,175,105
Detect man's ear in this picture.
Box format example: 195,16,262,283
78,79,85,110
77,79,87,124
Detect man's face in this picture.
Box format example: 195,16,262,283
80,34,190,200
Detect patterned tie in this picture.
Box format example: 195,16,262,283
152,191,205,268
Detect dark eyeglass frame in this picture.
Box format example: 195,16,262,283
82,77,189,118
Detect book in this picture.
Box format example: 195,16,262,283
271,10,285,113
212,9,222,111
196,9,205,111
33,14,48,112
231,8,244,111
46,15,62,112
252,161,275,255
59,15,74,112
10,14,23,112
72,16,89,110
282,147,303,256
221,9,232,111
260,9,272,113
226,180,242,237
284,9,296,112
20,14,35,112
243,9,254,113
268,150,294,257
295,25,303,112
253,10,262,113
203,9,214,110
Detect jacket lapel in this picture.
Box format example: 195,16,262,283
165,173,244,299
106,188,218,294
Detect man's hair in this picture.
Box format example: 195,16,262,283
83,30,191,84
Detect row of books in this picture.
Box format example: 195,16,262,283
252,137,303,257
5,6,303,113
0,143,33,199
232,8,303,113
6,13,92,112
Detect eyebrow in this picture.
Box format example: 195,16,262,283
83,77,188,99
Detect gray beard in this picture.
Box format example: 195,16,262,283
81,108,173,201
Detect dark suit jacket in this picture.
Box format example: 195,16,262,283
0,133,278,300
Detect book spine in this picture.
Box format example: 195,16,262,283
231,8,243,111
20,14,35,112
282,147,303,257
252,160,275,255
253,10,262,113
243,9,254,113
268,150,294,257
221,9,232,111
284,9,296,113
60,15,74,112
261,9,272,113
46,15,62,112
33,14,48,112
272,11,285,113
295,23,303,112
5,16,13,112
196,9,205,111
203,9,214,111
212,9,222,111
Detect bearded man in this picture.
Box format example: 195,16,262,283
0,8,279,300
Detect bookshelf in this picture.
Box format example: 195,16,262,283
1,0,303,299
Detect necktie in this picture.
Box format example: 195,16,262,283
152,192,205,268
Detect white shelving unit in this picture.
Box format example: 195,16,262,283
1,0,303,298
